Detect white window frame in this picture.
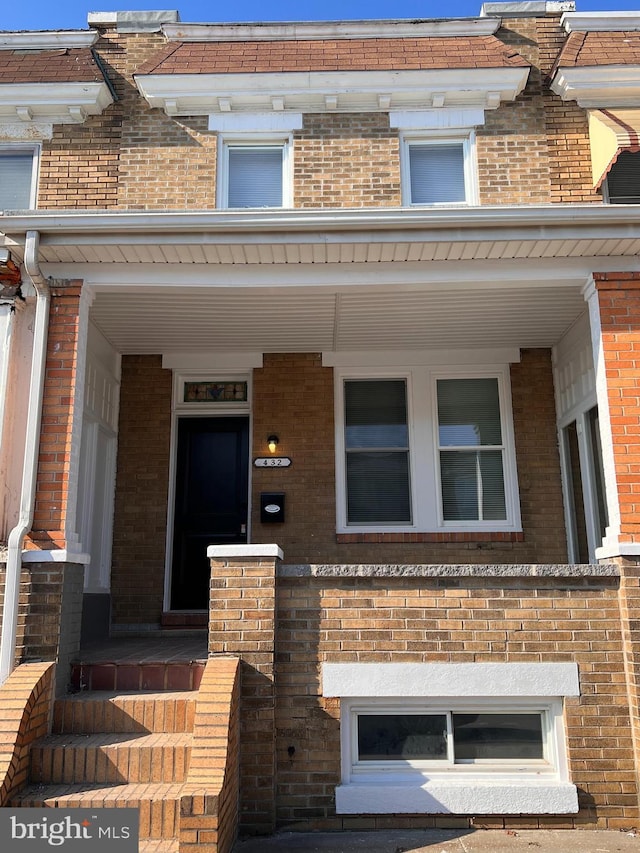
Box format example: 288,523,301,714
400,132,478,207
0,143,40,210
324,662,578,816
216,133,292,209
334,364,521,534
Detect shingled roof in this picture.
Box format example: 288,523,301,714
0,47,106,84
136,36,529,76
555,31,640,69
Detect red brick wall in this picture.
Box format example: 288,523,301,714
28,281,83,551
594,272,640,543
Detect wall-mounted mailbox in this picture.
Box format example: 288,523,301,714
260,492,285,523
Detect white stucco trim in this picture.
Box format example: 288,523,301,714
335,780,579,814
389,108,486,129
323,662,580,697
162,19,500,42
561,11,640,32
596,539,640,559
208,113,303,133
0,83,114,126
207,544,284,559
21,549,90,564
0,32,98,49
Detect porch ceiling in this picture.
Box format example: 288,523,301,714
3,205,640,352
88,282,585,353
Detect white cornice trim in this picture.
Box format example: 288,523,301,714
162,18,499,42
5,204,640,236
551,66,640,107
0,31,98,49
135,67,529,117
0,82,114,125
561,11,640,32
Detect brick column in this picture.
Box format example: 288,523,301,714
588,273,640,555
27,279,84,551
208,544,280,836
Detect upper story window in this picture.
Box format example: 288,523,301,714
401,135,477,206
604,151,640,203
0,145,39,211
335,364,520,534
218,137,291,209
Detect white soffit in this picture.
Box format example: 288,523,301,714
551,66,640,108
0,82,114,125
134,67,529,116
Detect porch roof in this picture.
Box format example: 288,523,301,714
2,204,640,353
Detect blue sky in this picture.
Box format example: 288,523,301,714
3,1,640,32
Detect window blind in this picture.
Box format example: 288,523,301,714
344,380,411,524
437,378,506,521
0,152,34,210
409,143,466,205
227,146,283,208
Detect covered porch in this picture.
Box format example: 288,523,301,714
1,204,640,646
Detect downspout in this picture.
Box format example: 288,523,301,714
0,231,50,685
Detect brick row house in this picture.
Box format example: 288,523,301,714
1,2,640,848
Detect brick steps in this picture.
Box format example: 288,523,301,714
69,661,205,692
12,781,184,838
12,688,201,848
30,732,192,784
53,690,197,734
140,841,179,853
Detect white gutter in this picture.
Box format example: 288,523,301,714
0,231,50,685
4,203,640,236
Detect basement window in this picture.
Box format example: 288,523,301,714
323,663,579,816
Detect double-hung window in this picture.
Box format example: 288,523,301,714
401,135,477,206
336,365,520,533
218,137,291,209
0,145,39,211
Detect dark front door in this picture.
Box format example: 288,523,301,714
170,416,249,610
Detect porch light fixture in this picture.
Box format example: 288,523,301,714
268,434,279,454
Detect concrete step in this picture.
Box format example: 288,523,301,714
12,782,185,839
69,660,205,692
53,690,197,734
30,732,192,784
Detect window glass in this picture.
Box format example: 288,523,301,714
358,714,448,761
344,380,411,524
437,378,506,522
409,143,466,205
227,145,283,208
0,151,35,210
452,713,544,761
